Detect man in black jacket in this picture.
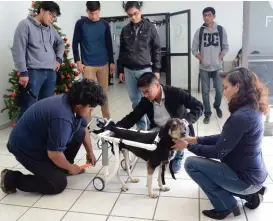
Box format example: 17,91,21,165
116,72,203,173
118,1,161,130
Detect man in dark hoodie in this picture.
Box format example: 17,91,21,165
11,1,65,120
192,7,229,124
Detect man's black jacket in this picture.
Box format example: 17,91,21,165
118,18,161,73
116,85,203,136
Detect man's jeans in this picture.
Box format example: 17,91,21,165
124,67,152,130
17,69,56,120
185,156,262,211
200,70,223,117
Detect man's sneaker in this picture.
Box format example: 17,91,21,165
203,116,210,124
215,108,223,118
1,169,16,194
172,159,182,174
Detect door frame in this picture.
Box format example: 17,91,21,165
166,9,191,93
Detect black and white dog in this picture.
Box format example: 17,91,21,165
97,118,188,198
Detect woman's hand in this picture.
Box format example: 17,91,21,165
183,136,197,144
171,139,188,151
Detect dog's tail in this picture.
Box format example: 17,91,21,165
169,160,176,180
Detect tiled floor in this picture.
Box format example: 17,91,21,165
0,82,273,221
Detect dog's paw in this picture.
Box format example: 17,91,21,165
130,178,140,183
160,186,170,192
149,193,158,199
121,186,129,192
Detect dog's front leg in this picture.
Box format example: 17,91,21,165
147,162,157,199
158,164,170,192
116,151,128,192
122,149,139,183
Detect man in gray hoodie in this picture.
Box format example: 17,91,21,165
192,7,229,124
11,1,65,120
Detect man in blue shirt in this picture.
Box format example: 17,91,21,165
1,79,106,195
72,1,114,123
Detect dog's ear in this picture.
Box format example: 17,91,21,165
180,119,189,128
158,119,172,138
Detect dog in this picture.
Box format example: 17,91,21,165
97,118,188,198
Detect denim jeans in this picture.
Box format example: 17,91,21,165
200,70,223,116
185,156,262,211
17,69,56,120
124,67,152,130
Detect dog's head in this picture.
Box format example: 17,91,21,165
159,118,188,141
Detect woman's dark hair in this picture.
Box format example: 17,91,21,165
137,72,158,88
38,1,61,16
67,79,106,108
203,7,216,15
221,67,269,114
86,1,101,12
124,1,142,12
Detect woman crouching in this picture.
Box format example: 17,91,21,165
172,67,269,220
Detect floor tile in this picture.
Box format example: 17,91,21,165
1,190,42,206
66,173,95,190
18,208,66,221
264,184,273,202
0,155,19,168
0,204,28,221
111,194,157,219
108,217,151,221
71,191,119,215
245,203,273,221
87,175,127,193
62,212,107,221
33,189,82,210
0,191,6,201
132,163,159,177
160,179,199,198
200,200,246,221
154,197,199,221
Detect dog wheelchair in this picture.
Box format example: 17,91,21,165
87,117,146,191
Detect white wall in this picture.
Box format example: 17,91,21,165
0,1,243,126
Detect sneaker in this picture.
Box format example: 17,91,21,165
172,159,182,174
203,116,210,124
215,108,223,118
1,169,16,194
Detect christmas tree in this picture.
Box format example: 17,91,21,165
1,1,79,127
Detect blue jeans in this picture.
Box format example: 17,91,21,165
17,69,56,120
200,70,223,116
185,156,261,211
124,67,152,130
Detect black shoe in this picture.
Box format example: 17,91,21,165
215,108,223,118
1,169,16,194
108,82,114,86
245,186,267,210
202,204,241,220
203,116,211,124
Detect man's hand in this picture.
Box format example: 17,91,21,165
183,136,197,144
119,73,125,83
55,61,61,71
68,164,81,175
196,53,203,62
154,72,160,79
219,52,225,60
19,76,29,88
86,152,96,166
77,61,85,73
171,139,188,151
110,63,115,74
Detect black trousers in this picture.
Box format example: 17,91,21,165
5,127,85,195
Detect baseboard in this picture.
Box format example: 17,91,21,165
0,120,11,130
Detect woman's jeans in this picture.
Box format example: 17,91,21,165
185,156,262,211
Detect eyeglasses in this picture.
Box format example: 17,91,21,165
48,11,57,21
127,11,140,18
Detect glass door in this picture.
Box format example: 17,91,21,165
166,10,191,93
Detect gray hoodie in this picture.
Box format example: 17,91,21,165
11,15,65,76
192,22,229,72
